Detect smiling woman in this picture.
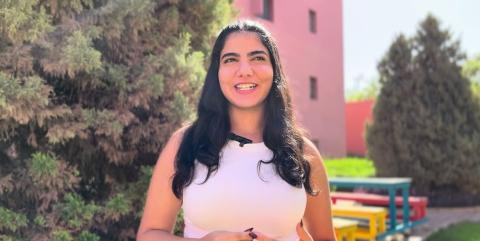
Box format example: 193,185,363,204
137,20,337,241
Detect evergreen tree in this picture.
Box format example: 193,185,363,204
366,15,480,197
0,1,234,240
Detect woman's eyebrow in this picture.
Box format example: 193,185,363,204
221,52,239,60
247,50,268,57
221,50,268,60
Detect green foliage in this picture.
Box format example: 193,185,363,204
174,209,185,236
0,0,235,240
60,0,94,14
29,152,59,180
77,231,101,241
0,73,55,126
463,54,480,78
56,193,99,229
462,54,480,98
62,30,103,78
366,15,480,195
170,33,206,91
0,74,48,103
125,165,153,219
0,207,28,232
104,193,131,221
173,90,194,121
52,230,73,241
179,0,236,53
33,215,47,227
346,80,379,102
0,0,53,43
0,236,27,241
426,221,480,241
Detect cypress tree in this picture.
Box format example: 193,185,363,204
367,15,480,200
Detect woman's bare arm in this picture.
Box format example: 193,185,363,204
301,138,337,241
137,128,190,241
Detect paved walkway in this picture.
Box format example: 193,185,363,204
382,206,480,241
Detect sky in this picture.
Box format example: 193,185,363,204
343,0,480,93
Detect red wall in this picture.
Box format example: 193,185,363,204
345,100,374,156
234,0,346,157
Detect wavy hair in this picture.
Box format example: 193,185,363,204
172,20,318,199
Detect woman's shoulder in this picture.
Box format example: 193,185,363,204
172,122,196,142
301,136,329,193
161,124,192,157
171,124,191,142
302,136,322,159
301,136,327,172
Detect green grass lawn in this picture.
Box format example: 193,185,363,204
426,221,480,241
324,157,376,177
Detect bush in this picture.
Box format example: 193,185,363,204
0,1,234,240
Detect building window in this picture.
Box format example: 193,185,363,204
310,76,317,100
262,0,273,21
309,9,317,33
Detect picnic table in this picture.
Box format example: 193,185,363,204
329,177,426,240
332,217,359,241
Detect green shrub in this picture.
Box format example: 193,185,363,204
0,1,235,240
0,207,28,232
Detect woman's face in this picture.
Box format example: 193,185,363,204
218,31,274,110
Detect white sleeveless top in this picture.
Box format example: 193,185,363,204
182,140,307,241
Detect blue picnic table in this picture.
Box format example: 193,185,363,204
329,177,426,240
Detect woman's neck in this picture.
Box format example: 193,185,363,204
229,105,264,143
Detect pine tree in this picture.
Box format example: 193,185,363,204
0,1,234,240
366,15,480,198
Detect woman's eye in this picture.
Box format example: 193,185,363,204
252,56,266,61
223,58,236,63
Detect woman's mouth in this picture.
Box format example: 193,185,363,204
234,83,257,95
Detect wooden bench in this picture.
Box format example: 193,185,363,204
333,218,358,241
332,205,387,241
331,191,428,221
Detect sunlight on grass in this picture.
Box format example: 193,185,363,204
426,221,480,241
324,157,376,177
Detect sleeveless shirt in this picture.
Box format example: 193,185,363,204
182,139,307,241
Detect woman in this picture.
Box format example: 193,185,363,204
137,20,336,241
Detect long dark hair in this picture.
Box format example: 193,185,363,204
172,20,318,199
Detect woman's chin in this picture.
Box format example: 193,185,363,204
229,101,265,111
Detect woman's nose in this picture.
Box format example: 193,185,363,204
237,60,253,77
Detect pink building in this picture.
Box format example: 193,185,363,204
345,100,374,156
234,0,346,157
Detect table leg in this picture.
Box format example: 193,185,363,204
347,230,354,241
402,186,411,227
388,188,396,230
370,216,376,236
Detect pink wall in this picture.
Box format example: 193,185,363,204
234,0,346,157
345,100,374,156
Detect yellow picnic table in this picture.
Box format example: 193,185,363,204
333,217,358,241
332,205,387,241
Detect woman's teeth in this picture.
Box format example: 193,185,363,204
235,83,257,90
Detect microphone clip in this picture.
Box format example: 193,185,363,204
228,133,253,147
